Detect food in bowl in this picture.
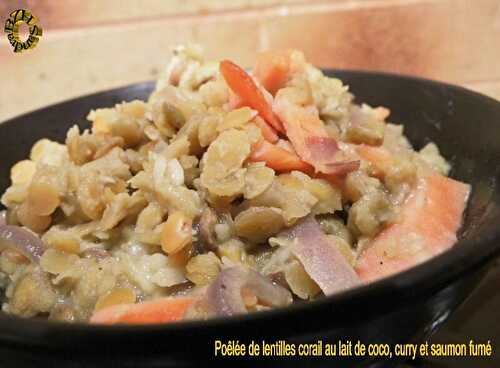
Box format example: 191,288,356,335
0,46,470,324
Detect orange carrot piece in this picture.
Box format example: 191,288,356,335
90,297,196,325
273,91,344,174
250,139,313,173
355,173,470,282
220,59,284,133
250,139,357,185
253,116,279,143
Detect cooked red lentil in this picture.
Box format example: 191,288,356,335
0,46,470,324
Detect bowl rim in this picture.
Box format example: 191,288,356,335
0,69,499,342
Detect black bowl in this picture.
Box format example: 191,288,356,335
0,71,499,368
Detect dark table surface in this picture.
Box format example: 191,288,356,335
408,258,500,367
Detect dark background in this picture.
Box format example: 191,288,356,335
419,259,499,367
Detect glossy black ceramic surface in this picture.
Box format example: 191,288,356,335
0,71,499,367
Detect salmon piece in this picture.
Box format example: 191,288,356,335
355,173,470,282
355,144,394,178
90,297,196,325
273,90,358,176
273,90,333,169
253,49,306,95
250,53,360,178
249,139,358,192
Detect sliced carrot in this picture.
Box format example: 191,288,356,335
249,139,356,189
253,49,306,95
90,297,196,325
220,60,284,133
249,139,313,173
253,116,279,143
355,173,470,282
223,58,355,177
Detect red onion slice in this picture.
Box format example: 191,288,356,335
206,266,292,316
0,225,46,263
281,216,361,295
322,160,360,176
304,137,359,176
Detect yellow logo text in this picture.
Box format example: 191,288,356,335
4,9,42,53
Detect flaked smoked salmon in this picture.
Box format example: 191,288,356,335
355,173,470,282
